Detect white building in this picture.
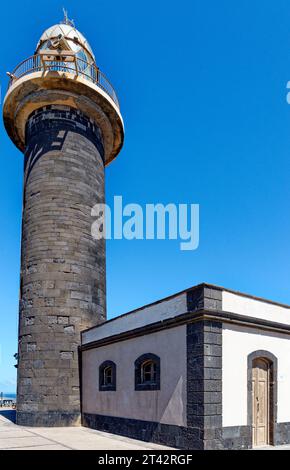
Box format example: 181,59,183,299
81,283,290,449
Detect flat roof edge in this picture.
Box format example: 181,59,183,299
81,308,290,349
81,283,290,336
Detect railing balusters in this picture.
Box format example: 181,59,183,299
8,54,120,108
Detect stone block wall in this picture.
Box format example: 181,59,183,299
17,105,106,426
187,320,223,449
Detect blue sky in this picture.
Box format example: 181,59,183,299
1,0,290,392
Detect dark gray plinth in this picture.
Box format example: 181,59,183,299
17,411,81,427
17,105,106,426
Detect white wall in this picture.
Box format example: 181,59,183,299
223,324,290,427
82,325,187,426
82,293,187,344
222,291,290,325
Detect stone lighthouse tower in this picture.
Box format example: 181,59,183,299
3,15,124,426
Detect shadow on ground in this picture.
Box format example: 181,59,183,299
0,410,16,423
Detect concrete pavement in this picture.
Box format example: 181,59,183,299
0,410,172,450
1,410,290,450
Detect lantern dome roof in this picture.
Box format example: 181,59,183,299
36,23,95,61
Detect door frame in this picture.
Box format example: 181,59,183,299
247,350,277,447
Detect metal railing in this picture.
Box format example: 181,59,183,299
7,54,120,108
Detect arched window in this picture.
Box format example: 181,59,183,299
103,365,113,385
99,360,116,391
141,359,157,384
135,353,160,391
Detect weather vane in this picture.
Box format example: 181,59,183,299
62,7,75,27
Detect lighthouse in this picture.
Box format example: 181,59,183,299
3,14,124,426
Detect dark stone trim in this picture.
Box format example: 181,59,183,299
221,422,290,449
81,309,290,352
135,353,160,391
206,310,290,335
186,321,204,449
16,411,80,427
221,426,252,450
82,415,290,450
275,422,290,445
82,412,197,449
186,320,223,450
78,346,83,416
187,286,222,312
99,360,116,392
247,350,278,446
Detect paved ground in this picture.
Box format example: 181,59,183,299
1,410,290,450
253,444,290,450
0,410,172,450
